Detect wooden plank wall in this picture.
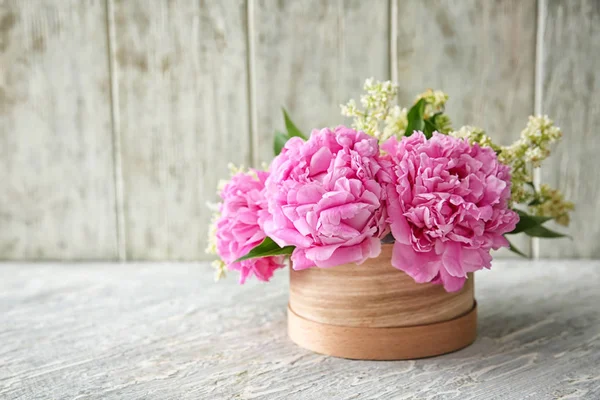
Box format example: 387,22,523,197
251,0,390,163
0,0,118,260
539,0,600,258
0,0,597,260
111,0,251,260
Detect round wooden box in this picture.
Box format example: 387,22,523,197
287,244,477,360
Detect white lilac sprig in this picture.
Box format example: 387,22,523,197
415,88,449,119
529,184,574,227
205,201,226,280
340,78,400,140
341,79,453,141
383,105,408,141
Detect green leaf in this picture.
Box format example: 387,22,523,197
506,237,527,258
423,119,436,138
404,98,426,137
508,209,553,234
515,209,552,221
273,131,289,156
234,237,295,262
524,225,569,239
423,112,443,138
282,108,306,139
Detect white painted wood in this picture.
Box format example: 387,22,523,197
251,0,390,163
111,0,251,260
532,0,547,260
0,0,118,259
395,0,537,143
106,0,126,261
539,0,600,258
394,0,538,257
1,260,599,399
0,0,596,261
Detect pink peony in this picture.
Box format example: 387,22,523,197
261,126,391,270
383,132,519,292
215,170,285,283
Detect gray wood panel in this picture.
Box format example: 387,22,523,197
394,0,538,257
1,260,599,399
111,0,251,260
0,0,118,260
251,0,390,163
539,0,600,258
0,0,597,261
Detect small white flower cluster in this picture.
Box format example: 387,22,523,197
341,78,400,140
415,89,449,119
205,202,220,254
205,200,226,281
450,126,499,150
499,115,563,204
341,79,452,141
530,184,575,226
432,114,453,134
383,105,408,141
502,115,562,168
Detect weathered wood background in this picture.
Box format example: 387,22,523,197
0,0,598,261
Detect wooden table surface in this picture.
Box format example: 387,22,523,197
1,260,599,399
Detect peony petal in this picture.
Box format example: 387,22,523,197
459,248,485,272
318,221,361,240
441,242,466,277
491,233,510,250
304,244,342,262
318,191,354,209
310,237,380,268
292,217,313,237
296,184,325,205
391,242,440,283
270,227,312,248
319,203,369,227
362,236,382,260
291,249,315,270
437,268,467,292
386,186,412,245
309,146,333,176
344,208,372,232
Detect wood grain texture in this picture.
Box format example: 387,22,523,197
288,302,477,360
251,0,390,164
539,0,600,258
111,0,251,260
394,0,538,257
0,0,118,259
290,244,474,327
1,260,599,399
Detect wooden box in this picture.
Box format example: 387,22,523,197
288,244,477,360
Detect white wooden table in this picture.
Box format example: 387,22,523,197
1,260,599,399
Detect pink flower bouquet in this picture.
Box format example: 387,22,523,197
207,80,573,292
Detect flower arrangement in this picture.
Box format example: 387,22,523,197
207,79,573,292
